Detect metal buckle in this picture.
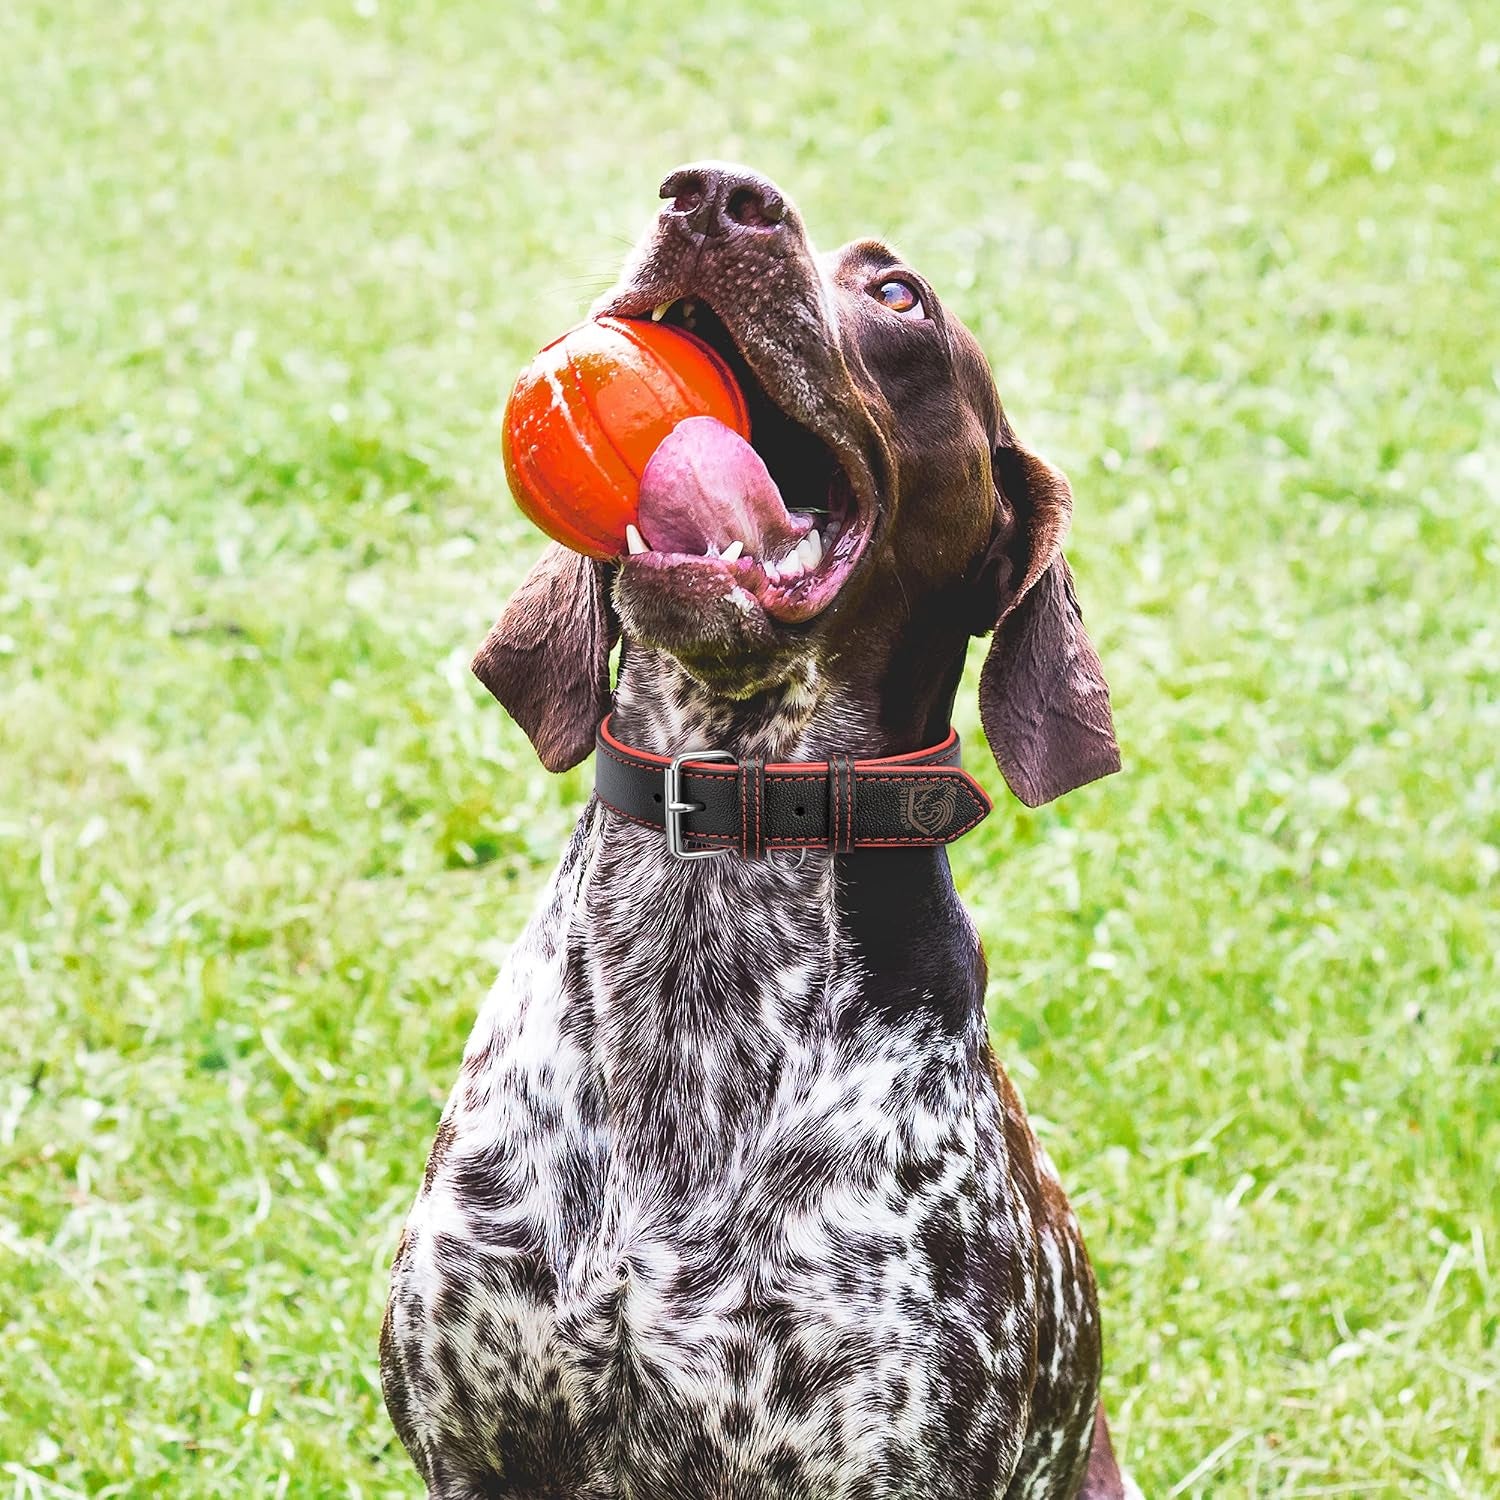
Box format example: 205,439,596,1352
664,749,735,860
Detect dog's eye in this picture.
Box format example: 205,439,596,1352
873,278,924,319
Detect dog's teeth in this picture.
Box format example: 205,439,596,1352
720,540,744,563
626,524,648,555
763,558,780,583
650,301,672,323
798,532,822,569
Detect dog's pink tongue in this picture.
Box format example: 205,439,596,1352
638,416,811,558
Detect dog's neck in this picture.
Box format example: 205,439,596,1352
532,629,991,1199
580,639,985,1085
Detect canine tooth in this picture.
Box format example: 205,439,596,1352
720,540,744,563
798,531,822,568
626,524,648,555
650,301,672,322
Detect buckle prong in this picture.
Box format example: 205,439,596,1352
664,749,735,860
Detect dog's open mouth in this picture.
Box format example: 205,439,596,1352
620,300,871,626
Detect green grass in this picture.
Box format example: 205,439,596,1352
2,0,1496,1494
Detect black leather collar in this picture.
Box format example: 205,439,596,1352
593,713,992,859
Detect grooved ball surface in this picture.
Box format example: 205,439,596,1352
502,317,750,559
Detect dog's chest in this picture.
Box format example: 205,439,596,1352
384,812,1042,1498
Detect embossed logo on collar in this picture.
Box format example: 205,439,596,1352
902,782,959,837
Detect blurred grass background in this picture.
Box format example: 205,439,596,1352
2,0,1497,1494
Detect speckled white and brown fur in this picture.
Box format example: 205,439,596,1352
382,161,1136,1500
385,659,1109,1499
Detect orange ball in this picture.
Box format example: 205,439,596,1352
502,316,751,559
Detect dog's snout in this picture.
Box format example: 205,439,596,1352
659,163,786,241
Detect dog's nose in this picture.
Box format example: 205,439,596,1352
658,163,786,240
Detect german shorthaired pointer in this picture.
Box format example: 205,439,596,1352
382,162,1137,1500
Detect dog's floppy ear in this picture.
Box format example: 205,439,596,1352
975,446,1120,806
472,543,618,773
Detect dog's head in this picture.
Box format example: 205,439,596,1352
476,162,1118,806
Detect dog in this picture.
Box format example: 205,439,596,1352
381,162,1136,1500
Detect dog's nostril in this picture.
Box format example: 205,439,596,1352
660,172,707,215
726,185,783,228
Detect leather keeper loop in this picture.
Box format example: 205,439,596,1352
739,757,767,859
828,753,856,853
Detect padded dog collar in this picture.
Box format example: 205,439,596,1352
594,713,992,859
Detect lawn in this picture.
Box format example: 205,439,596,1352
1,0,1496,1494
